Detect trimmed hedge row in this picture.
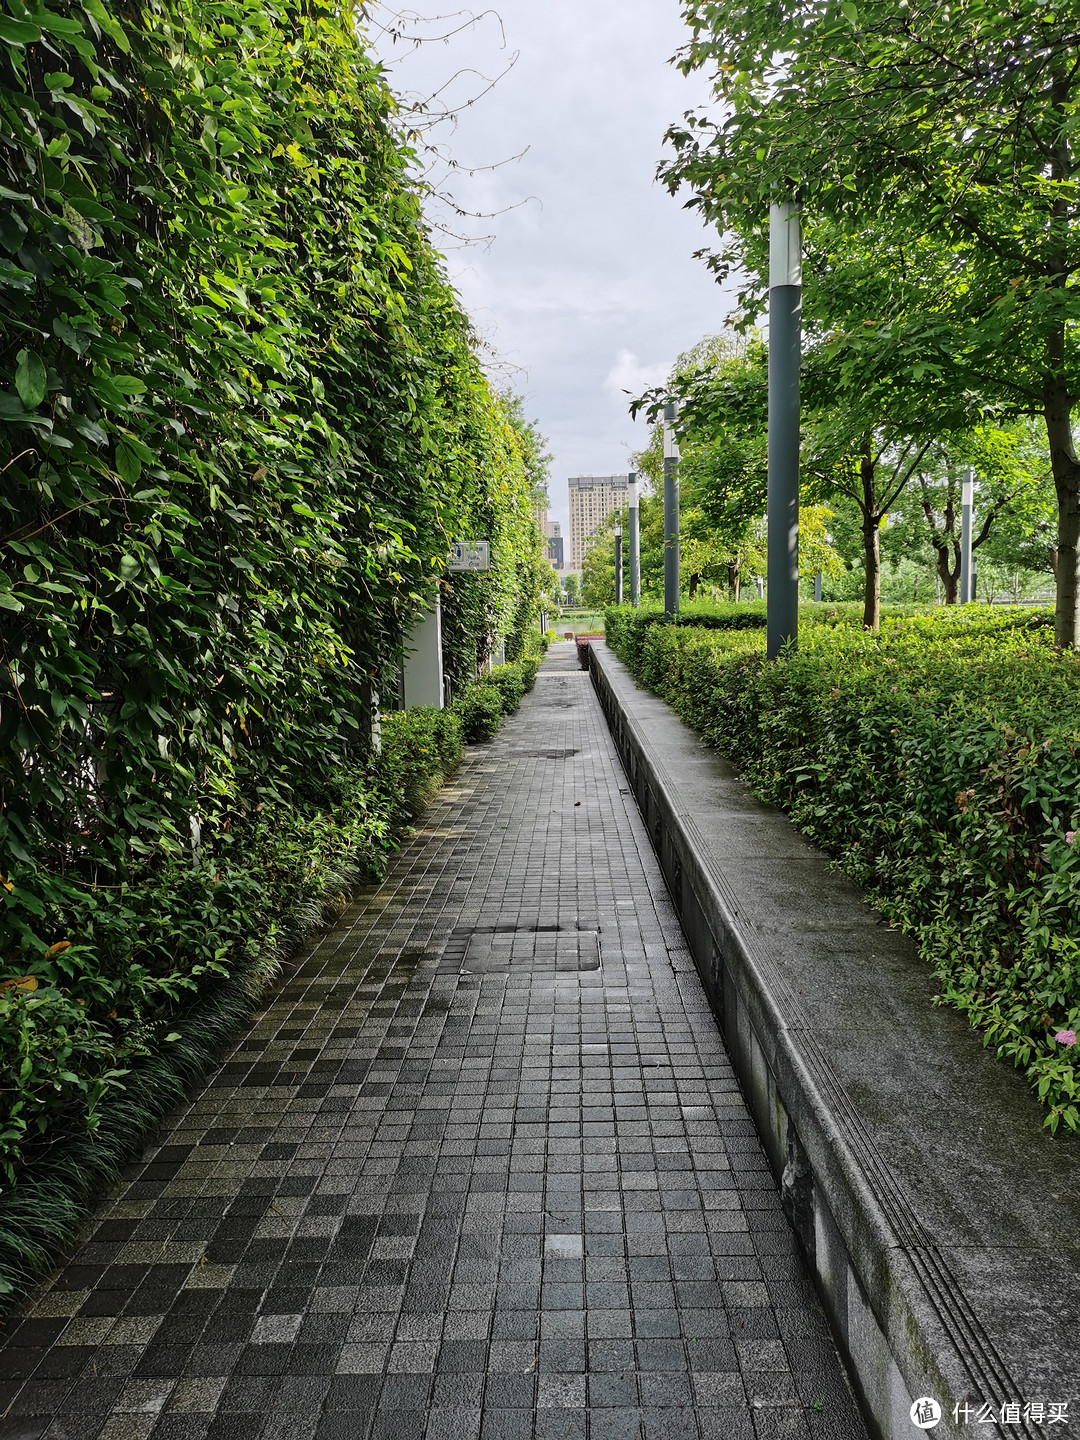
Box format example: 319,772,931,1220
602,599,938,671
605,604,1080,1132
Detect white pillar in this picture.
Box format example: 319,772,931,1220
628,472,641,605
960,469,974,604
402,589,444,709
663,404,680,616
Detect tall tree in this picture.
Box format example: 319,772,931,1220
634,339,771,600
665,0,1080,645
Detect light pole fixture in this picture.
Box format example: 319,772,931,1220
663,402,680,617
613,527,623,605
767,199,801,658
628,472,641,606
960,468,974,604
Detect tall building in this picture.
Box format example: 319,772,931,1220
544,519,563,570
567,474,628,570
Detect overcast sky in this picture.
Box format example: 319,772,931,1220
366,1,739,535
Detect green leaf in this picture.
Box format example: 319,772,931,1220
0,261,35,291
114,440,142,483
66,195,112,223
111,376,147,396
38,12,85,38
15,350,47,410
118,554,140,581
81,0,130,51
53,317,92,354
0,16,42,44
840,0,858,20
0,593,24,612
94,375,131,409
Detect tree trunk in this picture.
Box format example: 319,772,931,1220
1044,366,1080,649
934,541,960,603
728,559,741,602
688,571,701,601
1042,315,1077,648
858,443,880,630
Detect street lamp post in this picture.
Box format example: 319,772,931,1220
663,402,680,617
960,468,974,604
628,472,641,606
767,199,801,658
614,528,623,605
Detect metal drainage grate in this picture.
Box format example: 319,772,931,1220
512,748,579,759
440,924,600,975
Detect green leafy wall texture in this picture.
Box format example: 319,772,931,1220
0,0,541,1203
606,604,1080,1133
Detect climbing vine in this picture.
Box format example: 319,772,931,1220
0,0,540,1184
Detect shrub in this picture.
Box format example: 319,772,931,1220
608,605,1080,1132
0,700,468,1296
482,663,528,715
453,686,506,744
377,709,465,823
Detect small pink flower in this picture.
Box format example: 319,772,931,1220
1053,1029,1077,1047
1067,831,1077,845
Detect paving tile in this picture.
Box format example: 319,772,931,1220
1,645,865,1440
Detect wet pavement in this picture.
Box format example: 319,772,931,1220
0,642,866,1440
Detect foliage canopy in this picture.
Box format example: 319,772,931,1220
665,0,1080,645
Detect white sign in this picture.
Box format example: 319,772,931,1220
449,541,490,572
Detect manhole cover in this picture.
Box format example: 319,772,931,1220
440,924,601,974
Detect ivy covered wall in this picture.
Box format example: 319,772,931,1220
0,0,541,1204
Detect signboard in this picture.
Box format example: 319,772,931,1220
449,541,490,572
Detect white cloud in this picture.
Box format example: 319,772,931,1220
368,0,741,529
603,350,673,405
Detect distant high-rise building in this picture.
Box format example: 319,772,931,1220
567,475,628,570
543,519,563,570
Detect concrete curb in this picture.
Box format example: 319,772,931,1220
591,642,1080,1440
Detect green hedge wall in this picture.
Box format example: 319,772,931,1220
606,605,1080,1132
0,0,541,1221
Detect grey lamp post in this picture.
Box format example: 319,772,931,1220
663,401,680,617
628,472,641,605
614,527,623,605
767,200,801,658
960,468,974,604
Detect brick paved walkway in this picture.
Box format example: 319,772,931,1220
0,643,866,1440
